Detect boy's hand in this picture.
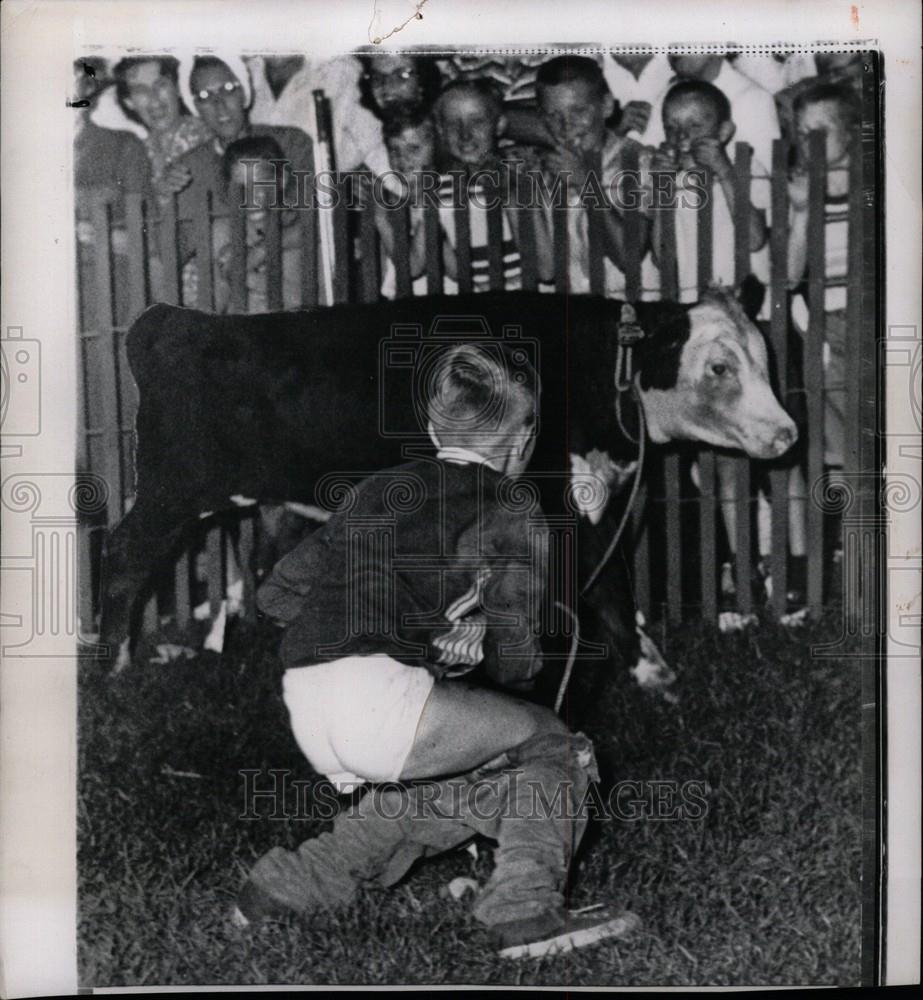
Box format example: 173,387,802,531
544,146,589,188
787,169,810,211
690,137,733,179
649,142,678,173
157,163,193,196
615,100,652,137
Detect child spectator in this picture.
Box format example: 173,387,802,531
775,51,864,144
534,55,651,297
376,110,436,297
432,79,550,292
667,54,781,176
212,135,304,313
787,82,859,473
234,344,637,958
650,80,771,600
650,79,769,300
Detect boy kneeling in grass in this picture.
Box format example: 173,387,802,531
233,344,640,958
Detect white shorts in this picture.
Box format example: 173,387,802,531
282,655,436,794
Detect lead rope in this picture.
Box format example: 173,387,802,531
554,305,648,712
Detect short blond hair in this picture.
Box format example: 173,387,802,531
426,344,538,449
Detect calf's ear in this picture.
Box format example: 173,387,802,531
736,274,766,321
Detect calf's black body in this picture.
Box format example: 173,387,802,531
102,291,695,670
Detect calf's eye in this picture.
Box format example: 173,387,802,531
710,363,727,377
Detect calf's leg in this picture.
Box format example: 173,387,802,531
98,498,191,671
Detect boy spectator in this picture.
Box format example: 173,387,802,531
375,110,436,297
787,81,859,473
775,51,864,143
234,344,638,958
432,79,550,292
649,80,771,597
533,55,651,297
667,54,781,181
212,135,304,314
650,79,768,300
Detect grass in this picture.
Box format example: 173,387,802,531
78,608,863,987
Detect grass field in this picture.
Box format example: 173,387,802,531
78,608,863,987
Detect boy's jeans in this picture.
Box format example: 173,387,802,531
239,731,599,930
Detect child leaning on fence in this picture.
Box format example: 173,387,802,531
210,135,304,313
233,344,640,958
786,80,859,471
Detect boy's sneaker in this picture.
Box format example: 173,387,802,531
493,905,642,960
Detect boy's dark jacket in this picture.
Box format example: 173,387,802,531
257,457,547,691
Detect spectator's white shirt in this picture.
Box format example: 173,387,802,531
672,160,771,305
711,60,781,176
731,53,816,95
599,54,673,146
246,55,389,175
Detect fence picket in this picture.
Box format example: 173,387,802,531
621,143,642,301
552,204,569,293
454,173,474,295
359,176,380,303
657,191,682,622
517,203,539,292
227,184,248,313
733,142,754,614
158,194,181,304
768,138,791,616
89,193,123,529
424,195,443,295
391,202,412,299
696,166,717,620
332,175,349,304
300,189,319,308
264,187,283,311
805,131,828,615
632,481,651,622
485,177,505,291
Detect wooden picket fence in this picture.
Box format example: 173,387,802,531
75,131,871,644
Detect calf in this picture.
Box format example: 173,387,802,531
100,288,796,680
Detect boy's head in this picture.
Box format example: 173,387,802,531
426,344,539,474
793,82,858,167
383,110,436,175
535,56,614,154
662,80,734,154
433,79,506,169
223,135,291,210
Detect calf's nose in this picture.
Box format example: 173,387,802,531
772,424,798,455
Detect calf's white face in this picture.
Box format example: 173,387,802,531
640,298,798,460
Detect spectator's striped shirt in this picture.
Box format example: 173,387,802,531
438,174,522,292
